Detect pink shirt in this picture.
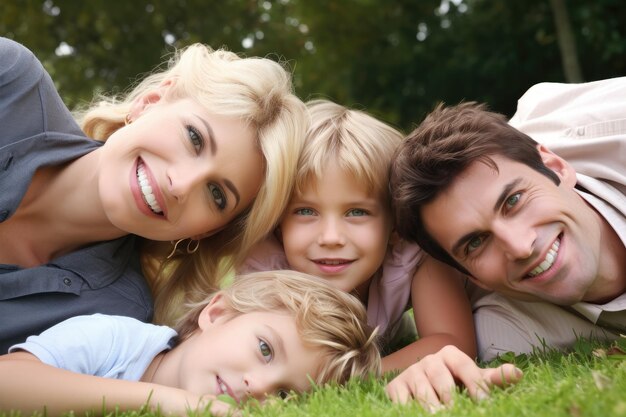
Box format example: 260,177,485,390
240,234,424,337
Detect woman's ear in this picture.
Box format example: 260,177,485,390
127,79,176,122
536,144,577,188
197,293,230,330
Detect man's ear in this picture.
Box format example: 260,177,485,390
197,293,230,330
537,144,577,188
127,79,176,122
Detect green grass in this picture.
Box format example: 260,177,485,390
4,338,626,417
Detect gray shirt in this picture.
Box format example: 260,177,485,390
0,37,153,353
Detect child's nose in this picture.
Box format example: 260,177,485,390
317,217,346,246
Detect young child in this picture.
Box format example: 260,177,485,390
241,100,476,372
0,270,380,416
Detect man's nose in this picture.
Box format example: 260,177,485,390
493,220,536,261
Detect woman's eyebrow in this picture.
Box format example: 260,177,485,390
194,113,216,155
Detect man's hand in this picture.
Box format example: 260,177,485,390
385,345,522,412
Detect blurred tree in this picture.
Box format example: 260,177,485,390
1,0,624,130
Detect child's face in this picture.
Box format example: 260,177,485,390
177,299,322,403
280,163,393,294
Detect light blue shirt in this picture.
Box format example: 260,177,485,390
10,314,177,380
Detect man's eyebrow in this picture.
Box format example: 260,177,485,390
493,177,523,212
194,113,216,156
264,324,287,362
451,177,524,256
224,179,240,208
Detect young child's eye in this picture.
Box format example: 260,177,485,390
187,125,203,153
208,183,227,210
259,339,273,362
346,208,367,217
505,192,521,210
295,208,315,216
277,389,289,400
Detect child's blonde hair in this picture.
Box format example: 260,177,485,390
77,44,307,324
295,99,403,201
176,270,381,385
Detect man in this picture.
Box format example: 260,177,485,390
390,77,626,361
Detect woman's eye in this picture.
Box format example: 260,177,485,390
346,208,367,217
259,339,273,362
187,125,203,153
277,389,289,400
295,208,315,216
208,184,226,210
505,192,521,210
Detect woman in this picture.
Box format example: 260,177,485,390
0,37,307,352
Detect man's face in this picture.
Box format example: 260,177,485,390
421,147,607,305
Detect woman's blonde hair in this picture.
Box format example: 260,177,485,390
77,44,307,324
296,99,403,202
176,270,381,385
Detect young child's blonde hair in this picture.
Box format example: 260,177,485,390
76,44,307,324
295,99,403,202
176,270,381,385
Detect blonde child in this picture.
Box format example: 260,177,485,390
0,37,306,352
0,270,380,416
242,99,476,373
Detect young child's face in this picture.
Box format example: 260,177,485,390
280,163,393,294
178,300,323,403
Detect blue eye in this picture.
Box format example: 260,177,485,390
346,208,367,217
295,208,315,216
208,183,226,210
259,339,273,362
187,125,203,153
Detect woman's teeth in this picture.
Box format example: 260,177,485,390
137,162,163,215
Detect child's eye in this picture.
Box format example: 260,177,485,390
295,208,315,216
277,389,289,400
208,183,227,210
186,125,203,153
346,208,367,217
259,339,273,362
505,192,521,210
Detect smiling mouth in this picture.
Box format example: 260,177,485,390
136,160,163,215
526,236,561,278
316,259,353,266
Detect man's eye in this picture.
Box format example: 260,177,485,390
466,235,485,254
346,208,367,217
505,192,521,210
208,184,226,210
259,339,273,362
295,208,315,216
187,125,203,153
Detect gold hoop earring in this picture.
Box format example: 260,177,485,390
187,239,200,254
166,238,185,259
125,114,132,126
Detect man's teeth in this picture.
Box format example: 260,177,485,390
528,239,560,277
137,163,163,215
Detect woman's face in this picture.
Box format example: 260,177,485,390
97,96,264,241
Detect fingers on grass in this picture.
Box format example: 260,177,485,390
486,363,524,386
